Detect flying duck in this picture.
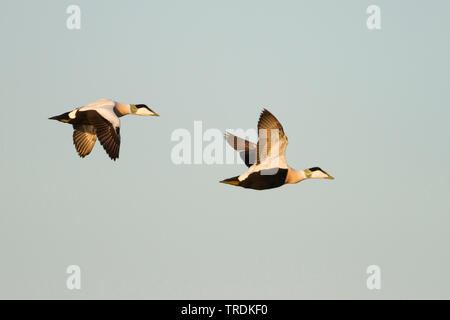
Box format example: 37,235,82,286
221,109,334,190
49,98,159,160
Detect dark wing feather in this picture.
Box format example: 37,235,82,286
225,132,257,167
84,111,121,160
73,125,97,158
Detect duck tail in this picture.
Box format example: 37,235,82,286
49,112,71,123
220,176,240,186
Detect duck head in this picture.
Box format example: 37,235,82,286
304,167,334,180
131,104,159,116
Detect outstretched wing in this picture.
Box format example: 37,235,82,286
84,110,121,160
225,132,257,167
256,109,288,165
73,124,97,158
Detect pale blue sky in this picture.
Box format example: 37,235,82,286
0,0,449,299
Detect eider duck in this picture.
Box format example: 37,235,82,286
221,109,334,190
49,98,159,160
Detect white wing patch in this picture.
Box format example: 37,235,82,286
79,98,115,111
96,107,120,129
79,98,120,129
68,109,78,119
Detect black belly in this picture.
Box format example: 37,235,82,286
239,168,288,190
